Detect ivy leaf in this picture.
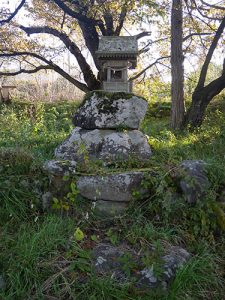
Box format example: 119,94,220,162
91,234,98,242
74,227,85,241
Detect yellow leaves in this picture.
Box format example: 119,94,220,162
74,227,85,242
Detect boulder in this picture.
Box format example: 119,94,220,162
55,127,152,164
77,171,148,202
178,160,209,204
92,243,190,289
73,92,148,129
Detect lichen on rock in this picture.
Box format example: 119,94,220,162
73,91,148,129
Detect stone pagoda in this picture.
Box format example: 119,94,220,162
43,36,152,216
96,36,138,93
43,91,152,215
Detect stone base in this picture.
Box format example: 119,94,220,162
77,171,149,202
94,200,128,216
43,160,151,216
55,127,152,165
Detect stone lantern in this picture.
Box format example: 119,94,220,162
96,36,138,93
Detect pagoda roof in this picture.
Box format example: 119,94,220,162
96,36,138,58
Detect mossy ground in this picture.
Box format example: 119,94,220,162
0,97,225,299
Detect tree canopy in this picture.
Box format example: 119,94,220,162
0,0,225,128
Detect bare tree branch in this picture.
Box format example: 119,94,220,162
0,0,26,25
52,0,96,24
20,25,99,89
61,12,66,29
196,15,225,89
135,32,151,40
200,0,225,11
52,0,106,33
191,0,223,20
184,3,216,31
0,51,89,92
129,56,170,81
138,38,168,55
183,32,214,42
0,65,53,76
115,6,127,35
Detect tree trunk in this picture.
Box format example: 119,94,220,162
184,17,225,128
185,71,225,127
170,0,185,130
184,91,209,128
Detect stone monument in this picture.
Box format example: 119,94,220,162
43,36,151,216
44,91,152,215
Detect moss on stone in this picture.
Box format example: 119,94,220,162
96,98,119,115
77,90,147,115
83,90,147,103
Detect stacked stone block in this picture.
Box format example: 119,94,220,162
44,91,152,215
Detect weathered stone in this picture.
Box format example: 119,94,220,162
42,192,53,210
43,159,76,177
77,171,148,202
137,246,190,289
92,243,190,289
94,200,128,216
73,92,148,129
42,160,77,200
178,160,210,204
55,127,152,164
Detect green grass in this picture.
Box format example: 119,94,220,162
0,98,225,299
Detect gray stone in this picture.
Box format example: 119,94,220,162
137,246,190,288
43,159,76,177
55,127,152,164
91,243,190,289
92,243,136,282
73,92,148,129
178,160,210,204
94,200,128,216
43,160,77,202
77,171,148,202
42,192,53,210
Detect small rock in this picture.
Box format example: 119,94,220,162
42,192,53,210
178,160,209,204
43,160,77,177
94,200,128,216
92,243,133,282
73,92,148,129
